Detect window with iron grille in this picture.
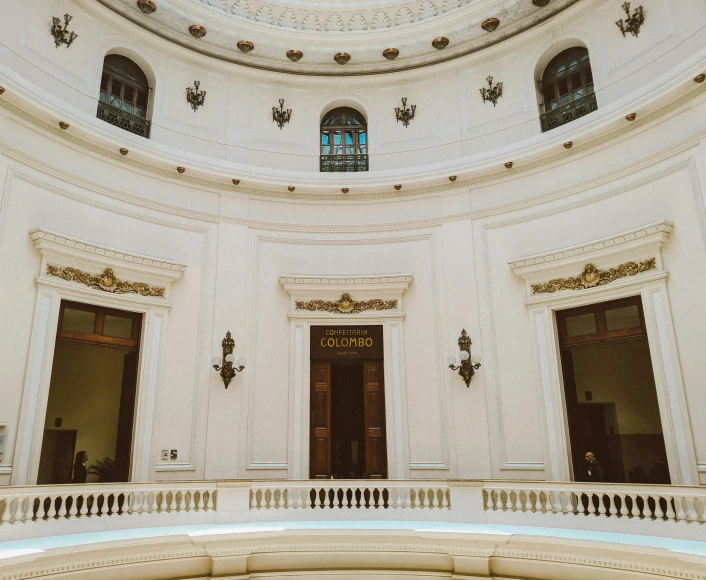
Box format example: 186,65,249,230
320,107,368,172
97,55,151,138
539,47,597,133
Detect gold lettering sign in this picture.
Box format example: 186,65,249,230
311,325,383,359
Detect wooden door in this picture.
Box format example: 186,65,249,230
363,362,387,479
310,362,332,479
115,351,139,482
52,430,77,484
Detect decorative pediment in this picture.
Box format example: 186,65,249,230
279,274,412,317
509,221,672,300
30,228,186,301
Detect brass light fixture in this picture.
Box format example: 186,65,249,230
532,0,551,6
449,175,457,182
120,148,129,155
625,112,637,121
212,331,246,389
432,37,449,50
394,184,402,190
238,40,255,53
189,24,207,38
481,17,500,32
448,329,482,387
51,14,78,48
288,186,296,192
395,97,416,128
272,98,292,129
341,188,349,193
695,74,706,83
480,75,503,106
616,2,644,37
383,48,399,60
59,121,69,130
287,50,303,62
137,0,157,14
0,86,4,95
177,166,186,173
186,80,206,112
505,161,513,169
232,178,240,185
564,141,573,149
334,52,351,65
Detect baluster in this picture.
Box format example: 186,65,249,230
312,488,321,509
441,488,449,509
158,491,167,513
35,496,47,521
618,493,629,517
207,491,215,511
695,497,705,523
79,493,89,517
0,498,12,525
653,494,664,522
197,490,205,511
586,493,596,517
249,490,257,509
485,490,493,511
167,490,176,512
397,488,406,509
549,491,561,514
422,488,430,509
607,493,617,518
139,493,149,515
675,496,688,523
187,491,195,512
57,495,68,519
641,494,653,519
597,492,607,518
14,497,27,523
304,488,313,509
125,493,134,515
628,494,639,518
665,496,677,522
149,492,158,514
177,491,186,512
46,495,57,519
686,497,699,523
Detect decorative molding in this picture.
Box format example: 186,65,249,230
295,293,397,314
46,265,166,297
530,258,656,294
280,274,414,286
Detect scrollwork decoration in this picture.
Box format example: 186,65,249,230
295,292,397,314
47,265,165,297
531,259,656,294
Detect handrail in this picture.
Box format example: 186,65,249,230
96,101,151,138
539,92,598,133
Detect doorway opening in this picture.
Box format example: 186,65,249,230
310,325,387,480
557,296,670,484
37,301,142,484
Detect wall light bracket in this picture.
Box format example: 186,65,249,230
616,2,644,37
272,98,292,129
448,329,482,387
186,80,206,112
51,14,78,48
480,75,503,106
212,331,246,389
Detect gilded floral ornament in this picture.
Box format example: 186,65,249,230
47,265,165,297
531,259,656,294
295,293,397,314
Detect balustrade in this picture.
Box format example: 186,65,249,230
97,101,151,138
539,92,598,132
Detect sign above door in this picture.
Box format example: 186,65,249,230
311,325,383,360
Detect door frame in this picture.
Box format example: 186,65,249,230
510,221,698,484
11,229,184,485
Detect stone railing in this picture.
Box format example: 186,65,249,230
483,481,705,525
2,480,705,542
249,481,450,509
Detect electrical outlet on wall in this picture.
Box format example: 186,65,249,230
170,449,177,460
161,449,169,461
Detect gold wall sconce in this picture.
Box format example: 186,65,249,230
334,52,351,65
383,48,399,60
59,121,69,130
120,148,129,155
625,112,637,121
448,329,482,387
189,24,207,38
432,37,449,50
695,74,705,83
481,17,500,32
137,0,157,14
287,50,303,62
480,75,503,106
186,80,206,112
616,2,644,37
51,14,78,48
395,97,416,128
238,40,255,53
272,98,292,129
504,161,513,169
212,331,246,389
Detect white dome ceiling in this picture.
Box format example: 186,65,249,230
97,0,579,74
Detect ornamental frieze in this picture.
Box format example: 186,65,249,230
295,293,397,314
531,259,656,294
46,265,165,297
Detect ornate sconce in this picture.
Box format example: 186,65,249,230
272,99,292,129
616,2,644,37
447,329,482,387
212,331,246,389
480,75,503,106
51,14,78,48
395,97,416,128
186,80,206,112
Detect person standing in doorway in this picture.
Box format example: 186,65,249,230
584,451,604,482
72,451,88,483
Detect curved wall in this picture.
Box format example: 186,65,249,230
0,0,705,488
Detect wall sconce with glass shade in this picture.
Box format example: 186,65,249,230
448,329,482,387
212,331,246,389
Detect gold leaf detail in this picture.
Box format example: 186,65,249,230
531,259,656,294
295,292,397,314
46,265,165,297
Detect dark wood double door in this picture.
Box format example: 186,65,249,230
310,361,387,479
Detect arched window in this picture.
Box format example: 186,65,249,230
539,47,597,132
320,107,368,172
97,55,151,138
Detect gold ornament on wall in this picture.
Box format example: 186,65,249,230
295,293,397,314
46,265,165,297
531,258,656,294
